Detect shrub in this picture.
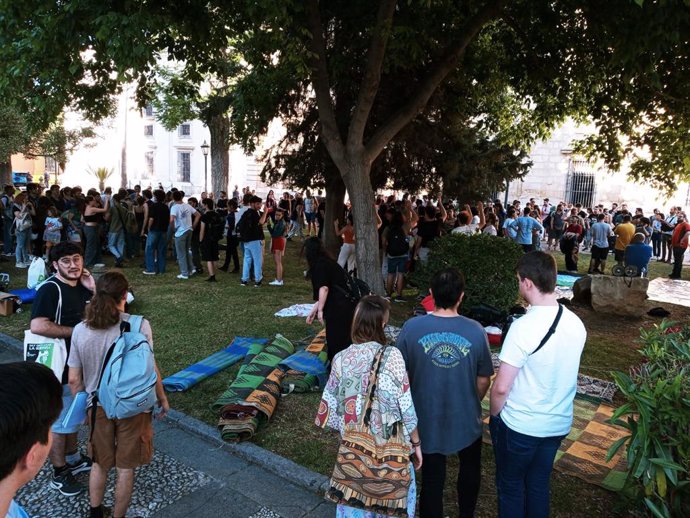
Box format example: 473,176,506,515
412,233,523,314
608,321,690,518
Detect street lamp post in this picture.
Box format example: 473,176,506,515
201,140,210,194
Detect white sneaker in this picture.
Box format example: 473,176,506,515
94,263,106,268
142,271,156,275
177,274,189,280
16,263,28,269
269,279,284,286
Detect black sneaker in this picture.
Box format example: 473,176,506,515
67,454,92,476
394,296,406,303
50,470,84,496
241,281,248,286
254,280,262,288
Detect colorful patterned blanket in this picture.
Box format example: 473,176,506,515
162,337,268,392
481,393,628,491
212,335,295,442
279,330,328,393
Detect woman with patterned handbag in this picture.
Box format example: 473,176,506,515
315,295,422,518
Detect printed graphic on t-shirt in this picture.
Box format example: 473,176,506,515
419,332,471,368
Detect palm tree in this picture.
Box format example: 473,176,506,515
88,166,114,193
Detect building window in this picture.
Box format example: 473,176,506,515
177,151,191,182
144,151,154,179
45,156,57,173
144,104,154,117
565,158,597,208
144,125,154,137
178,123,191,138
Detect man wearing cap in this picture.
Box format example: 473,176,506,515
240,196,269,287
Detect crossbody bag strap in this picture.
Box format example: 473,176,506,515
530,304,563,356
44,280,63,325
362,345,387,427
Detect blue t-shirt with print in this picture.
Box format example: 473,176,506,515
6,500,30,518
395,314,494,455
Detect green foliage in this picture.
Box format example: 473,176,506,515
607,321,690,517
0,104,30,159
413,233,523,314
25,119,96,171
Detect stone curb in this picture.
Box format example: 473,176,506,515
0,331,330,496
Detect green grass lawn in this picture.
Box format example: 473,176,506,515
2,241,688,517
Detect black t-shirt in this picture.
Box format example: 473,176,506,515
417,219,443,247
31,278,93,384
149,202,170,232
311,258,350,311
201,211,220,243
243,209,265,241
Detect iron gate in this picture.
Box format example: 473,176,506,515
565,158,597,208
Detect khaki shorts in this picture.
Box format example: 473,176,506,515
88,407,153,470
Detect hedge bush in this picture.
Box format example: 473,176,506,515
608,321,690,518
413,233,523,314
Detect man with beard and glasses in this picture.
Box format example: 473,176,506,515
30,241,96,497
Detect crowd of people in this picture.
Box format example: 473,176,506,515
0,182,688,518
0,183,326,287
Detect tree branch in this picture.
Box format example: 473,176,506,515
305,0,346,169
347,0,398,149
364,0,508,163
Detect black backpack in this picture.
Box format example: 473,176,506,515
336,270,372,305
207,212,225,242
235,211,251,242
386,226,409,256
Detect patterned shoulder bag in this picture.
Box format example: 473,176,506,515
325,346,412,517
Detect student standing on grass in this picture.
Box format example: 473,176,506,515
143,189,170,275
395,268,493,518
169,191,200,280
334,214,356,274
67,271,169,518
219,199,240,273
305,237,356,363
669,211,690,279
588,213,612,274
239,195,269,287
199,198,223,282
30,242,96,497
0,362,63,518
267,208,287,286
613,214,636,265
510,207,544,253
490,252,586,518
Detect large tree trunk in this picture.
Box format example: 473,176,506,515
323,172,346,257
208,112,230,197
0,156,11,186
341,157,385,294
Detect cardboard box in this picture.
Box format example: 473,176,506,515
0,292,18,316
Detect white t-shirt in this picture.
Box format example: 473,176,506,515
170,203,195,237
482,224,497,236
499,304,587,437
451,223,478,235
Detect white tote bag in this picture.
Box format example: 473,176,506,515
27,256,48,289
24,281,67,381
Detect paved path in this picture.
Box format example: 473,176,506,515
0,342,334,518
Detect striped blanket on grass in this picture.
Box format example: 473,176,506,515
279,330,328,393
162,337,268,392
212,335,295,442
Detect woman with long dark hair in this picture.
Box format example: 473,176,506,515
304,237,357,363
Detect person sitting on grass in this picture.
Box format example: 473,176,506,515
0,362,63,518
267,208,287,286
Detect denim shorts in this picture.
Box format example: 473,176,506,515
52,384,79,434
305,212,316,223
387,255,407,274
